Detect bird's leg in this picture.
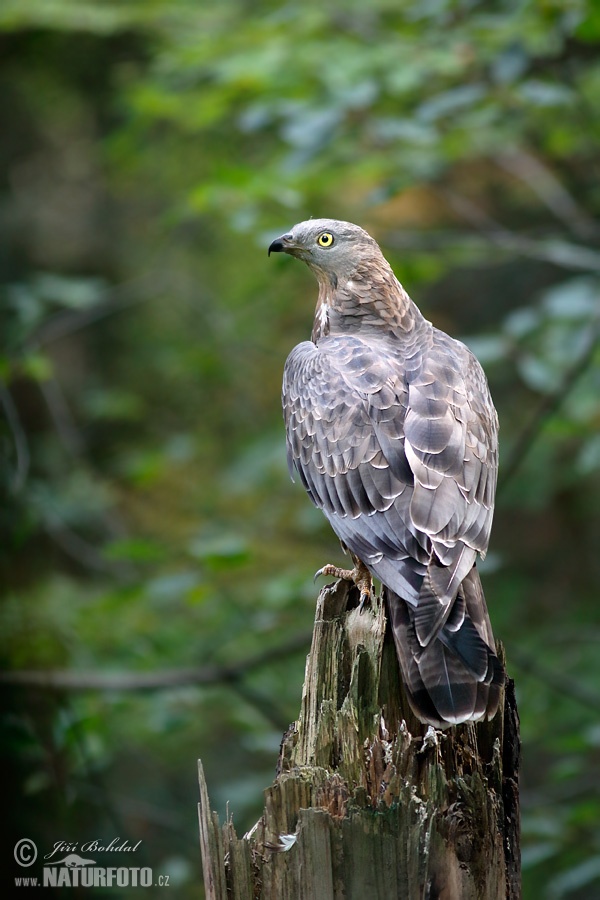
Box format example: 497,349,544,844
314,553,373,612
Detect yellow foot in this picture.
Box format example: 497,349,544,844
314,556,373,612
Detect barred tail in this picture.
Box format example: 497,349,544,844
386,566,504,728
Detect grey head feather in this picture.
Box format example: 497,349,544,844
268,218,381,284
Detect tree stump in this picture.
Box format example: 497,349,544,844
198,580,520,899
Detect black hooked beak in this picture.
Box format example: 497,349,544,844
268,232,294,256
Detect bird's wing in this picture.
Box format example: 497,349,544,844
405,330,498,560
283,332,497,613
283,335,424,578
400,329,498,644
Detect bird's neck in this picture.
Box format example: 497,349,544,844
311,263,424,342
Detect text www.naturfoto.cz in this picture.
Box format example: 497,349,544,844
15,867,165,888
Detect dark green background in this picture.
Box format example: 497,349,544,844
2,2,600,897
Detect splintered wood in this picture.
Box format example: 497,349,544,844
198,580,520,900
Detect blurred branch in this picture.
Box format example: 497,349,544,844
0,632,312,691
229,680,292,731
440,189,600,273
494,149,599,241
510,645,600,714
410,187,600,493
40,377,86,456
30,271,168,348
80,787,191,834
65,696,128,838
498,313,600,493
386,228,600,272
0,382,30,493
42,512,124,574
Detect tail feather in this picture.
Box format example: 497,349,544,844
386,565,504,728
438,615,492,681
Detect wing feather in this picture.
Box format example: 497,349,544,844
282,329,498,618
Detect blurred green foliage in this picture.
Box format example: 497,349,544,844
1,1,600,897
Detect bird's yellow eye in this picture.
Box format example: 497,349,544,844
317,232,334,248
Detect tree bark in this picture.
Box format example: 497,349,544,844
198,579,520,899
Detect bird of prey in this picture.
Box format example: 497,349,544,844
269,218,504,728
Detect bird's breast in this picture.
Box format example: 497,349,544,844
311,296,331,341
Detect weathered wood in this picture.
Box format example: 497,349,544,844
198,580,520,899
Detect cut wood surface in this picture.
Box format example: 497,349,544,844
198,580,520,899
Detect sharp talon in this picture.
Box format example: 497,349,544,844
313,558,373,608
314,563,342,583
358,591,371,614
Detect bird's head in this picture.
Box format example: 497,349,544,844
268,218,381,285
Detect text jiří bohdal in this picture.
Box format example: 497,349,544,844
44,838,142,860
